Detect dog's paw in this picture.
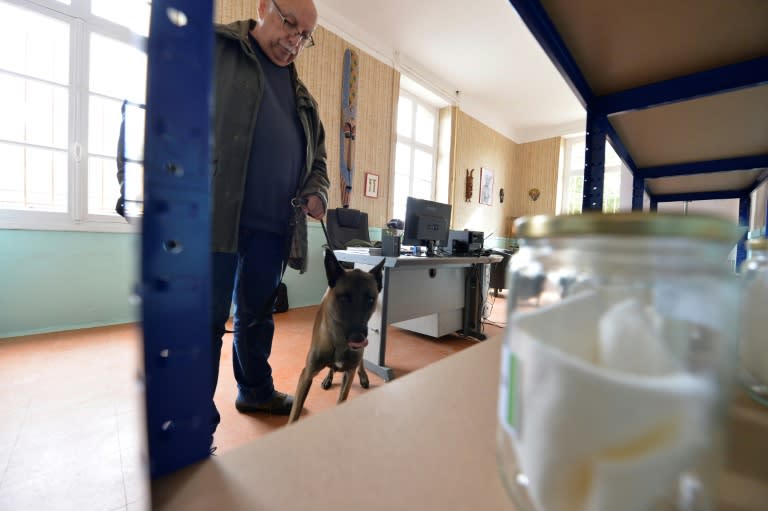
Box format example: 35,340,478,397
359,377,370,389
321,376,333,390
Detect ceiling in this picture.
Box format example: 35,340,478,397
315,0,768,202
315,0,586,143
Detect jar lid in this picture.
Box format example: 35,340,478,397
514,213,743,243
747,237,768,250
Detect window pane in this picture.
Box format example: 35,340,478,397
91,0,151,37
392,174,410,220
0,75,69,148
123,161,144,217
89,33,147,102
414,104,434,146
88,156,120,215
0,2,70,84
568,141,585,171
605,142,621,167
0,73,25,142
89,96,123,157
396,96,413,137
26,146,67,211
0,144,67,211
25,80,69,148
413,149,433,182
566,174,583,214
413,179,431,200
0,143,25,207
602,171,621,213
395,142,411,175
123,103,146,162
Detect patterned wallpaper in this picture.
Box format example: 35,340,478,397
511,137,561,219
451,111,517,238
213,1,560,233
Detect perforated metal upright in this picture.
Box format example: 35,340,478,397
737,195,752,269
141,1,214,478
582,111,605,212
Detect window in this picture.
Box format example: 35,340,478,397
559,135,622,214
0,0,149,232
392,90,438,221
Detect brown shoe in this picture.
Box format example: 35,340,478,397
235,390,294,416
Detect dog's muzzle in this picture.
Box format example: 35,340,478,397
347,331,369,350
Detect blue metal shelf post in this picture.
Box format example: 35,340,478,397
582,110,605,212
632,176,645,211
141,0,214,478
737,194,751,270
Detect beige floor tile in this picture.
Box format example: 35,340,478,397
0,448,125,511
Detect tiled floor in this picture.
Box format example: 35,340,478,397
0,294,507,510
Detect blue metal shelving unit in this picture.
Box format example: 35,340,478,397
141,0,214,478
507,1,768,260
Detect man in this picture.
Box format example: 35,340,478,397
210,0,329,445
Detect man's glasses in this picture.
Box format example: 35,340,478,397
271,0,315,49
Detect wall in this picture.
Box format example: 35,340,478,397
0,231,138,338
451,111,517,239
509,137,560,222
294,27,398,227
451,110,560,240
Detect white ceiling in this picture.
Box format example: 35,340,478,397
315,0,586,143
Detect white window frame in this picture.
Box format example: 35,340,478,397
558,134,622,214
392,89,439,221
0,0,147,233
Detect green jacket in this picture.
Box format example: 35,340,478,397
212,20,329,273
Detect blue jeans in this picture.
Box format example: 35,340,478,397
210,227,287,437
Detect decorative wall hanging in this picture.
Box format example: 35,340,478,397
465,168,474,202
364,172,379,198
479,167,494,206
499,188,505,203
339,48,359,207
528,188,540,201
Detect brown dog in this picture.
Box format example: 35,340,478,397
288,248,385,423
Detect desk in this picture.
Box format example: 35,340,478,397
334,251,501,381
153,337,768,510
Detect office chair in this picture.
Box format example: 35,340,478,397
325,207,370,250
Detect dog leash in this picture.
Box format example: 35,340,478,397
319,217,334,250
225,206,337,334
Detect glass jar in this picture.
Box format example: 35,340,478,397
738,237,768,406
496,213,743,511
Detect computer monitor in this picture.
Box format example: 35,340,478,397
402,196,452,257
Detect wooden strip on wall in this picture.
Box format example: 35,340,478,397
511,137,560,222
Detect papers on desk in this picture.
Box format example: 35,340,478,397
346,247,383,256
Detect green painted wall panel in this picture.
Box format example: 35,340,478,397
0,225,508,338
0,230,139,338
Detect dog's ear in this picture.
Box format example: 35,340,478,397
369,258,385,292
324,247,346,288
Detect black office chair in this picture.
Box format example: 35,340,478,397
325,207,370,250
489,248,515,296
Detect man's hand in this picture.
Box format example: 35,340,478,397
301,194,326,219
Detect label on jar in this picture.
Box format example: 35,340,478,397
498,343,522,439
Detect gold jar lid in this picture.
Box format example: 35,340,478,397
747,237,768,250
514,213,743,243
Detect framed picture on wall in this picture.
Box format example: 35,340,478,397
365,172,380,198
479,167,494,205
